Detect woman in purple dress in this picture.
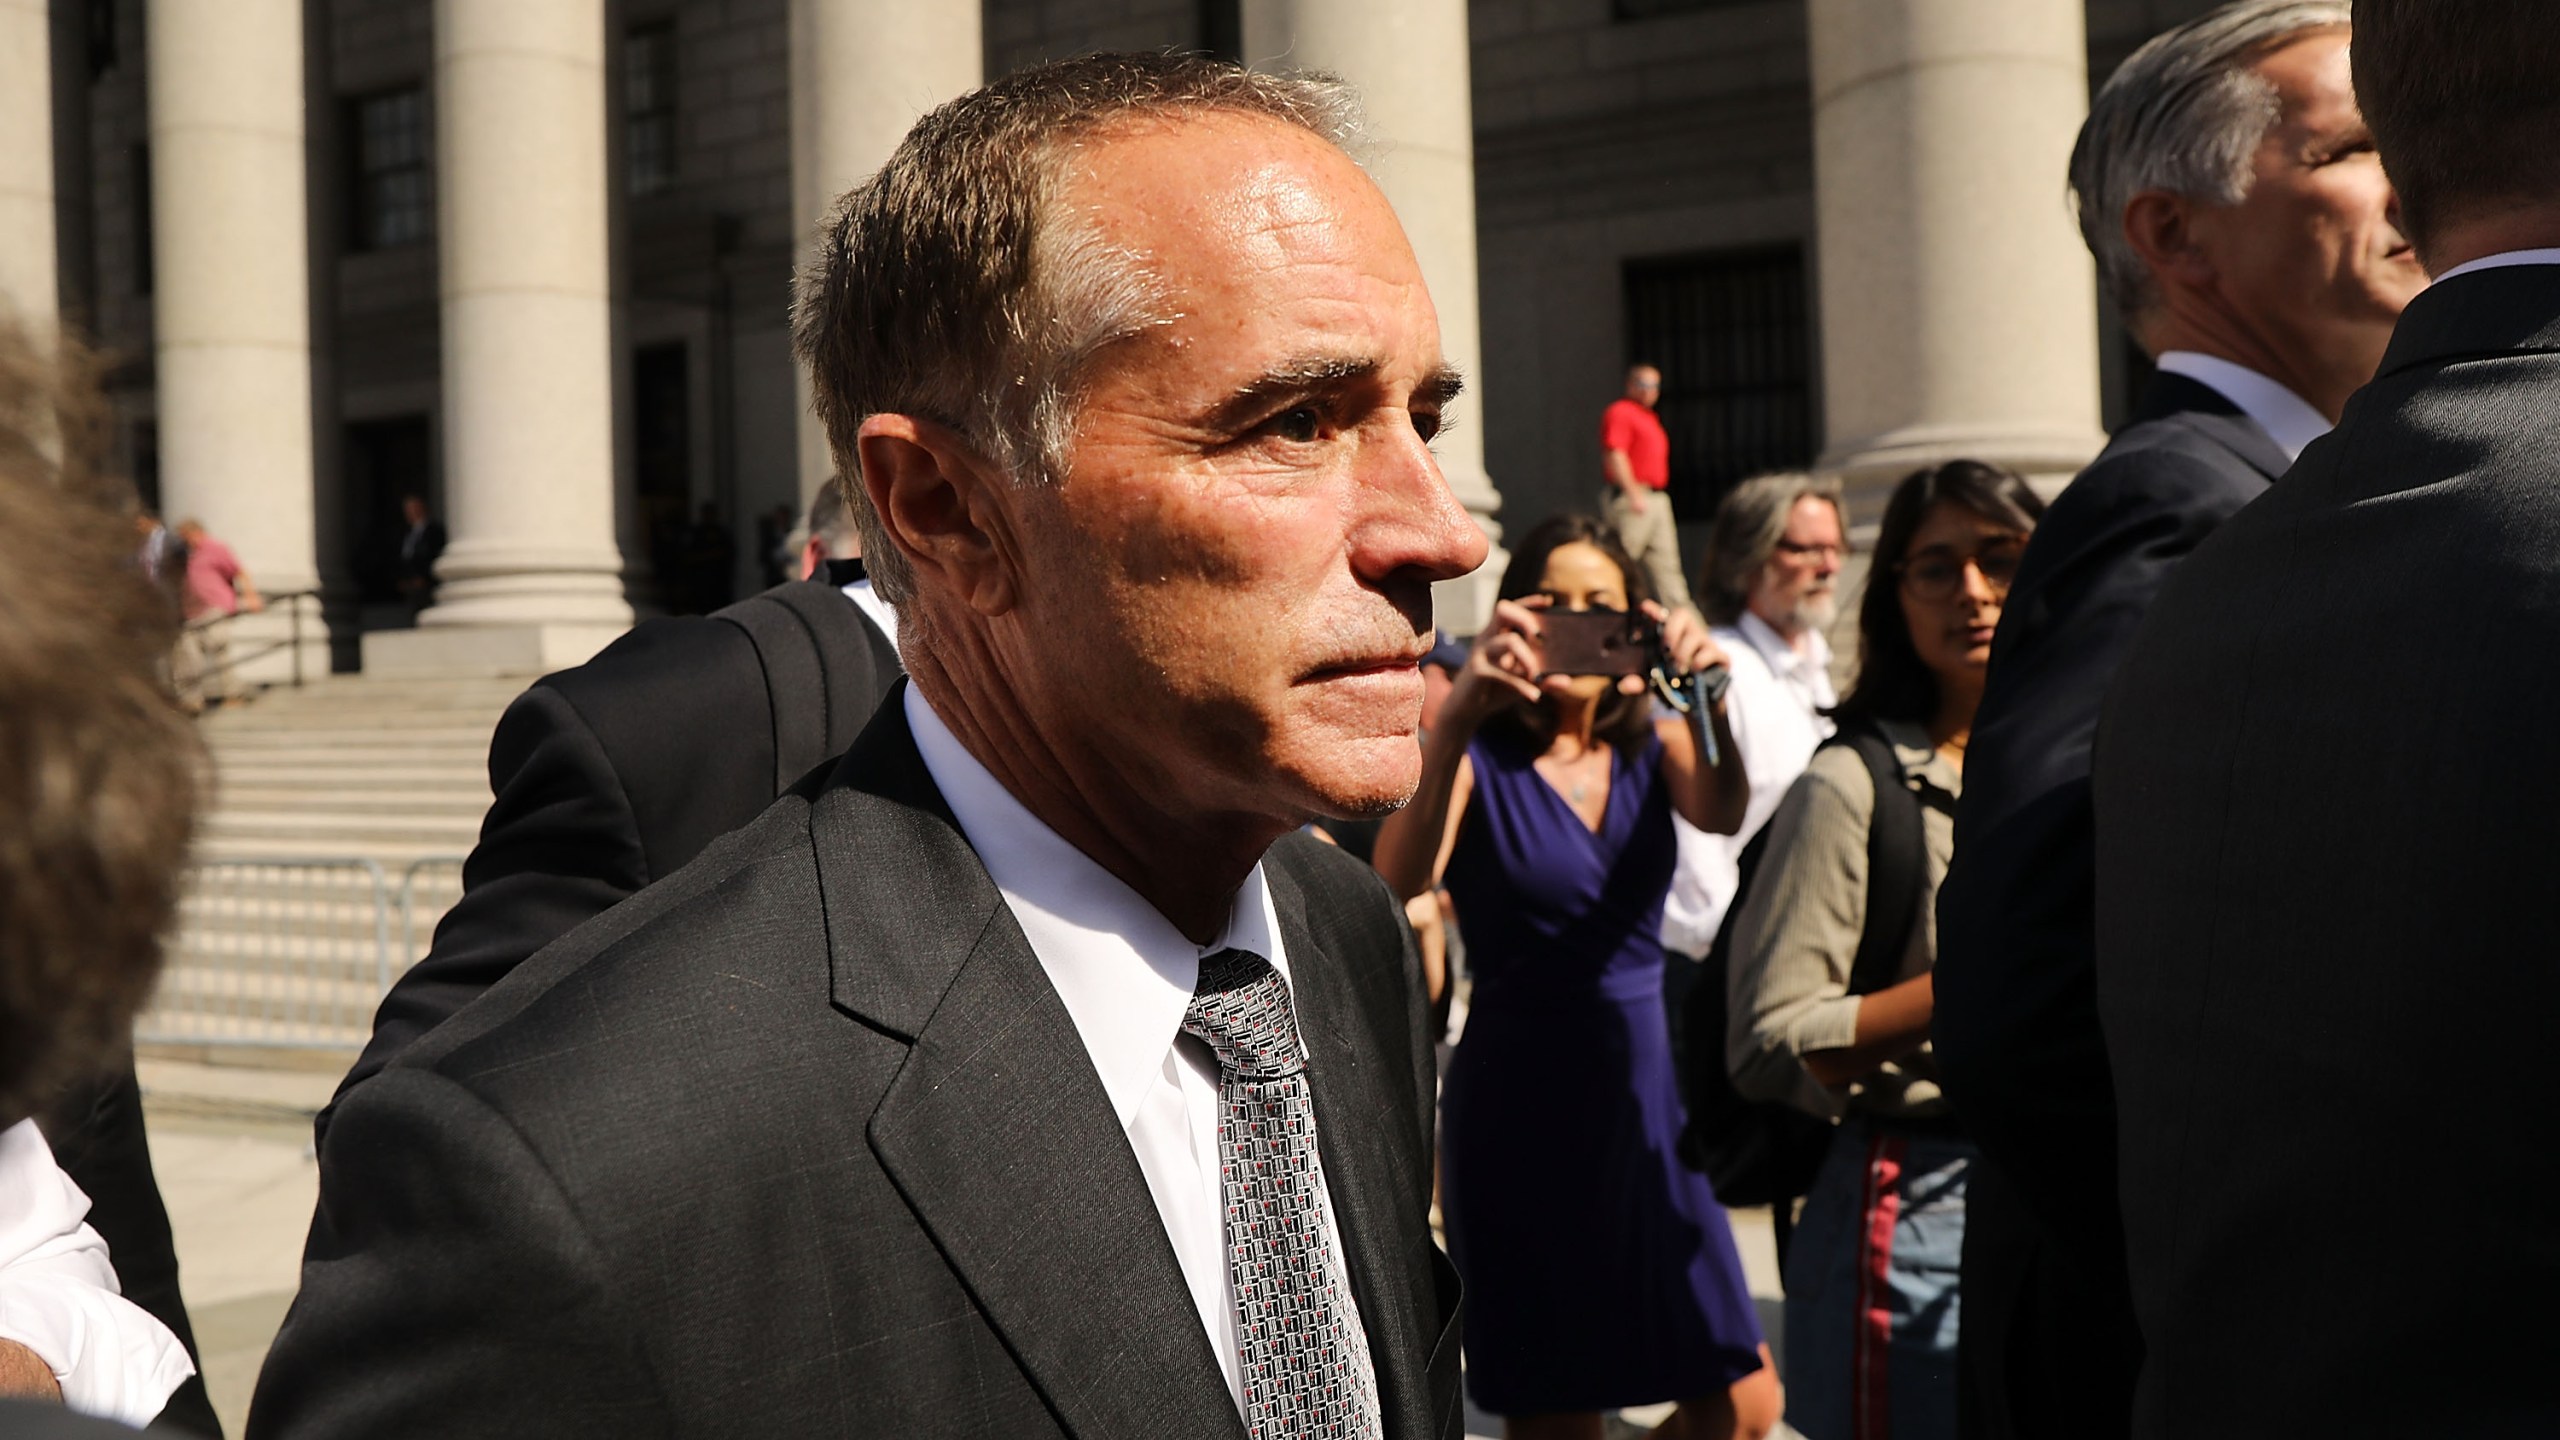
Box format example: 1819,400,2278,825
1376,515,1779,1440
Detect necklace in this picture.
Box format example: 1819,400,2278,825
1549,745,1607,807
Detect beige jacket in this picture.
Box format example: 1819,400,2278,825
1724,719,1958,1121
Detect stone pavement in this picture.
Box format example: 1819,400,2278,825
137,1058,333,1437
135,1055,1799,1439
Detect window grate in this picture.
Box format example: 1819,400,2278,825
627,24,679,197
1622,246,1816,517
347,88,433,252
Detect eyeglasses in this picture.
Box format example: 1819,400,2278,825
1895,540,2025,601
1772,539,1844,563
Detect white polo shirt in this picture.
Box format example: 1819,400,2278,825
1661,610,1836,958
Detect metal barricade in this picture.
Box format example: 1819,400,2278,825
397,856,470,976
144,858,392,1050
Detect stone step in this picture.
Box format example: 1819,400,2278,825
205,743,491,768
207,763,488,789
207,786,491,816
191,835,479,870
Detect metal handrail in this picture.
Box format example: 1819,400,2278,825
144,855,392,1050
397,855,471,983
185,588,322,690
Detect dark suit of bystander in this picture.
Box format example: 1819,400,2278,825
2097,264,2560,1436
1931,373,2290,1437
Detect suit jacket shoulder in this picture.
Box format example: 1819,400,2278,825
267,699,1456,1440
2095,268,2560,1434
332,583,901,1112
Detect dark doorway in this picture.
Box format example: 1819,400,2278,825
1622,246,1817,521
633,342,718,611
344,416,434,606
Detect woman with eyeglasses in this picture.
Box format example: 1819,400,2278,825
1723,460,2043,1440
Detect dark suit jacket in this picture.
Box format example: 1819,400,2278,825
333,580,900,1108
39,1067,220,1437
0,1400,187,1438
251,690,1461,1438
1932,373,2290,1437
2096,265,2560,1437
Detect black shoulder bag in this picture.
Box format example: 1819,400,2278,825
1677,722,1929,1212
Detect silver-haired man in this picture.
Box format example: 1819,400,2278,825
251,54,1477,1439
1929,3,2422,1435
1662,470,1846,964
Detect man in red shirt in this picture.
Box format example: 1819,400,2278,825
1600,363,1692,613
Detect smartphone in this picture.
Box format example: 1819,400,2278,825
1535,607,1658,677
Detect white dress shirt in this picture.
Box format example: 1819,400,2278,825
902,686,1365,1413
2433,247,2560,284
837,578,899,655
1661,610,1837,957
2153,351,2333,462
0,1120,193,1426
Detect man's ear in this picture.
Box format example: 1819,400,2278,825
854,415,1027,617
2122,189,2217,292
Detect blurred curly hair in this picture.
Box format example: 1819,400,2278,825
0,315,200,1128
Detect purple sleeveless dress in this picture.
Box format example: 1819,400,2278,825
1438,726,1766,1414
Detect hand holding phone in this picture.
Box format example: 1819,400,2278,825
1534,607,1658,677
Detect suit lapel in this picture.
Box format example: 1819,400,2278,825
2134,372,2292,483
812,694,1244,1440
1270,858,1439,1439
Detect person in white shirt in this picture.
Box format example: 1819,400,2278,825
1661,471,1848,961
0,316,207,1429
0,1123,192,1425
256,54,1477,1438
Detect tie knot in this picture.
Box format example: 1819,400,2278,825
1182,950,1304,1082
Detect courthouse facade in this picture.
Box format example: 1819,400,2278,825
1,0,2219,676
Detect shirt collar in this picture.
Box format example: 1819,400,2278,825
1735,608,1831,679
2152,351,2333,462
902,685,1286,1130
2431,248,2560,285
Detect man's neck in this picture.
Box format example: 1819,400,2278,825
2423,206,2560,278
2139,302,2377,425
904,639,1282,945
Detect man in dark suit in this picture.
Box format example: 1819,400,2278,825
2095,3,2560,1432
251,53,1479,1439
1928,4,2424,1435
392,495,444,614
326,483,900,1113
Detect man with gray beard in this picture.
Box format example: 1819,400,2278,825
1662,472,1847,964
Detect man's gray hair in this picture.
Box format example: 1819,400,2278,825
791,52,1364,606
804,478,861,558
1698,471,1843,628
2071,0,2351,321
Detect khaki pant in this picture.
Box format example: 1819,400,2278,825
1600,486,1695,614
173,616,231,711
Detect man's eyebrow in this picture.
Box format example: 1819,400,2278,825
1201,356,1465,430
1415,365,1466,410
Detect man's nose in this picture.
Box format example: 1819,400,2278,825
1355,427,1489,584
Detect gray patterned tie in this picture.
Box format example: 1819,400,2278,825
1184,949,1384,1440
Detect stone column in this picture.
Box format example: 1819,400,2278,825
1,0,56,335
788,0,981,507
1807,0,2107,513
1240,0,1503,630
149,0,326,681
376,0,631,676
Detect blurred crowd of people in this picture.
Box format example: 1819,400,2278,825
1,1,2556,1437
